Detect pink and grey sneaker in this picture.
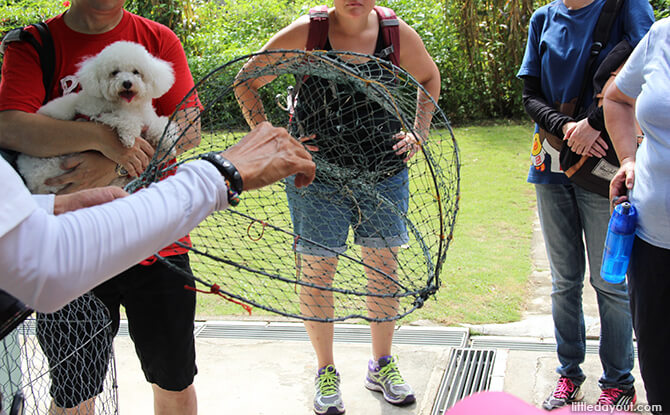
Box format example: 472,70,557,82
542,376,584,410
364,355,415,405
597,387,636,411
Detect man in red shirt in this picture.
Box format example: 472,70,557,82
0,1,202,414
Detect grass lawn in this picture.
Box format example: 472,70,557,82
193,120,537,326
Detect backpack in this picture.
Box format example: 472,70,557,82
556,0,629,198
0,22,55,105
559,39,640,197
0,22,55,169
306,5,400,67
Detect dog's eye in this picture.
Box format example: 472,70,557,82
133,70,140,75
110,70,119,77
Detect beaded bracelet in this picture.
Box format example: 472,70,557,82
225,179,240,207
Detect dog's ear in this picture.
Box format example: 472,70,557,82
146,56,175,99
76,54,103,98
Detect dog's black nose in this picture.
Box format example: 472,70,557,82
122,81,132,89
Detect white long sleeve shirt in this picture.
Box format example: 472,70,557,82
1,157,228,312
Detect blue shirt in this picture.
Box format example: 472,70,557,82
517,0,653,184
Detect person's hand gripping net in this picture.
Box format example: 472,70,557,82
392,130,421,162
221,122,317,190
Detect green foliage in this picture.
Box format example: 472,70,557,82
125,0,189,40
650,0,670,18
1,0,667,125
0,0,67,28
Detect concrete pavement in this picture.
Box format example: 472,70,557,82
110,213,651,414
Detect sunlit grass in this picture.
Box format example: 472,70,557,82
191,121,536,326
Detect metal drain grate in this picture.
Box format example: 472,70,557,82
469,336,638,357
117,320,469,347
432,348,496,415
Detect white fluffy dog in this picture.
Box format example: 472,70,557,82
18,40,179,194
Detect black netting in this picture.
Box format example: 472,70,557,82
0,294,118,414
128,50,460,322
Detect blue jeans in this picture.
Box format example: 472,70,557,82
535,183,635,390
285,169,410,257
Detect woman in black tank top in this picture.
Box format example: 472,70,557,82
234,3,440,413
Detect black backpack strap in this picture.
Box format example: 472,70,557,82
573,0,624,117
31,22,56,105
0,22,55,105
0,22,55,169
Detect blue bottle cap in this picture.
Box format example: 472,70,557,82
610,202,637,234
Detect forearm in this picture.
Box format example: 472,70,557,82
604,99,637,162
173,109,202,154
586,106,605,132
234,80,269,129
522,76,573,138
414,76,440,139
0,161,228,312
0,110,118,157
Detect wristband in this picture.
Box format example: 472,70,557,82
199,152,244,206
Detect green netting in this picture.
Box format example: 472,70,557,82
129,49,460,322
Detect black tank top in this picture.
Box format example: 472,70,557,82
289,31,404,181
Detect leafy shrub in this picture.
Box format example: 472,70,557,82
2,0,668,125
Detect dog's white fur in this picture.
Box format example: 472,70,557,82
18,40,179,194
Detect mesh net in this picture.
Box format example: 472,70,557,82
0,294,118,414
129,49,460,322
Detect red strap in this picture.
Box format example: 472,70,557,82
306,5,400,67
184,284,253,315
306,5,329,51
373,6,400,67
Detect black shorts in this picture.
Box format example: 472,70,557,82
37,293,114,408
37,254,197,407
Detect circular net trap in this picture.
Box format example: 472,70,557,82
0,294,118,414
130,49,460,322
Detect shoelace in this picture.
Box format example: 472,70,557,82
597,388,623,405
552,378,575,399
318,366,340,396
378,358,405,385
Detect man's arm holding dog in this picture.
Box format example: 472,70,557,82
0,110,154,178
42,109,201,193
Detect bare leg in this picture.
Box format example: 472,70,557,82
299,254,338,368
363,246,399,360
48,399,95,415
152,384,197,415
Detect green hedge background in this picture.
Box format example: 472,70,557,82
2,0,669,126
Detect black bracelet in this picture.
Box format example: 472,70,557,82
199,152,244,205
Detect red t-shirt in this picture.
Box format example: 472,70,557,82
0,10,200,259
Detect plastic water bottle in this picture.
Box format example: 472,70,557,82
601,201,637,284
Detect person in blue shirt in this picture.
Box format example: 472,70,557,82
517,0,653,410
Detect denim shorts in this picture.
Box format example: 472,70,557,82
285,169,409,257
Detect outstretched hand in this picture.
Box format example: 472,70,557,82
221,122,316,190
53,186,129,215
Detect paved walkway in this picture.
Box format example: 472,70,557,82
110,212,649,414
